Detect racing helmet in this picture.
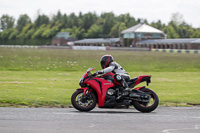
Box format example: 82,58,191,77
100,55,114,69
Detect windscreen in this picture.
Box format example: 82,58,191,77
86,68,94,76
87,68,95,72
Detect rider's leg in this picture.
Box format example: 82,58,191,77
114,74,131,90
114,74,131,100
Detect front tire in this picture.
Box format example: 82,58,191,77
132,88,159,113
71,89,97,112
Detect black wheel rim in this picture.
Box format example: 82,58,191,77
75,92,94,108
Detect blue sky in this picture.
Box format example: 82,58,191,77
0,0,200,28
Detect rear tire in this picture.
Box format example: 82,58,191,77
71,89,97,112
132,88,159,113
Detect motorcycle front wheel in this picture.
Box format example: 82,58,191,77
71,89,97,112
132,88,159,113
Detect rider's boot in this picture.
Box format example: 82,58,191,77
122,81,132,94
125,87,132,91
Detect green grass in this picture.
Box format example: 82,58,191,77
0,71,199,107
0,48,200,107
0,71,80,107
0,48,199,72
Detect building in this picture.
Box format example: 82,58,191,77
51,32,76,46
74,38,121,47
121,22,200,50
136,38,200,50
121,22,165,46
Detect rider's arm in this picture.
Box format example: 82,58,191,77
102,65,115,74
96,65,115,75
96,62,116,75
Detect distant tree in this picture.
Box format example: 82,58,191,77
56,10,62,21
117,13,137,28
1,11,199,46
32,24,46,39
61,14,68,28
52,10,62,24
101,12,116,36
151,20,165,30
0,28,19,44
0,28,19,45
25,28,35,39
81,12,97,31
191,29,200,38
0,14,15,30
8,28,19,39
42,22,62,38
78,12,83,28
16,14,31,32
96,17,104,26
61,26,85,39
78,12,83,19
86,24,102,38
109,22,127,37
35,14,49,27
168,21,179,34
165,25,179,38
18,23,34,38
178,22,194,38
69,13,80,27
1,28,13,40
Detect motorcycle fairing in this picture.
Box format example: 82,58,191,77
134,86,145,90
128,75,151,88
84,77,115,107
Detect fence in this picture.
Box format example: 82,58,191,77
150,49,200,54
1,45,199,53
0,45,39,49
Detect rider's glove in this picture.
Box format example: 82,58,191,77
96,70,104,75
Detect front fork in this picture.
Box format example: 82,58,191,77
82,87,91,95
78,87,92,102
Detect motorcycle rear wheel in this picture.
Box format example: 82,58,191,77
71,89,97,112
132,88,159,113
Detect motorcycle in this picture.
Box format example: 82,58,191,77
71,68,159,113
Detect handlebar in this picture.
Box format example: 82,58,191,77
91,73,97,77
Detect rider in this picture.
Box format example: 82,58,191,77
96,55,131,98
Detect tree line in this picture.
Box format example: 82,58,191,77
0,11,200,46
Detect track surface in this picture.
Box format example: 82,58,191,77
0,107,200,133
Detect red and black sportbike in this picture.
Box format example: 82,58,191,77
71,68,159,113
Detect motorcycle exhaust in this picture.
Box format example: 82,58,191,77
129,91,150,100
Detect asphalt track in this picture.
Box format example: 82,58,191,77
0,107,200,133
